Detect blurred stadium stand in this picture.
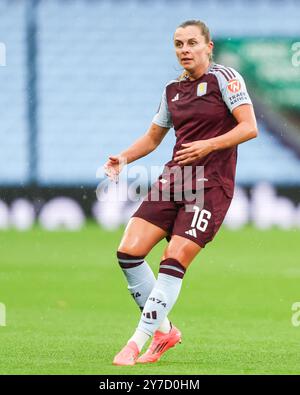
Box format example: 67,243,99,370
0,0,27,185
0,0,300,192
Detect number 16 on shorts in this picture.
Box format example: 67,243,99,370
191,206,211,232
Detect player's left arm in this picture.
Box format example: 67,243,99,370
209,103,258,151
174,103,258,165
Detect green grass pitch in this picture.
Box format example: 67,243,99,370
0,223,299,375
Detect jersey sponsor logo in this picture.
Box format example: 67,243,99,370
229,91,249,106
171,93,179,102
197,82,207,97
227,79,241,93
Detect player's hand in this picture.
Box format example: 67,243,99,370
103,155,126,182
174,140,214,165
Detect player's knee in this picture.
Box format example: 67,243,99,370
117,237,147,257
162,246,188,263
116,249,146,262
162,247,190,268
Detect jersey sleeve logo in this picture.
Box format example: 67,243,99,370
227,79,241,93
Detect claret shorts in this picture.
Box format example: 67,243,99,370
131,185,233,248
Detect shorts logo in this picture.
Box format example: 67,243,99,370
185,228,197,238
227,79,241,93
197,82,207,96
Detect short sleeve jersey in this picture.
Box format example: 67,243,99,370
152,62,252,198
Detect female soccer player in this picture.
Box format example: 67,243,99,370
104,20,258,366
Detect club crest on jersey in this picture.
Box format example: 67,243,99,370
197,82,207,97
227,79,241,93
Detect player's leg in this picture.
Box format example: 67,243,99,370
118,217,167,256
137,187,232,363
161,234,201,268
113,190,179,366
113,234,200,366
116,217,167,312
113,218,170,366
138,234,201,335
134,236,201,363
114,217,173,362
116,192,177,321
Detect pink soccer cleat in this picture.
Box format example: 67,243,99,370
113,341,140,366
136,325,181,364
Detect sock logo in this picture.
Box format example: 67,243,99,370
131,292,141,300
143,310,157,320
149,297,167,308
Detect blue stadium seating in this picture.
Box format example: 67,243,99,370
0,1,27,184
1,0,300,186
237,123,300,186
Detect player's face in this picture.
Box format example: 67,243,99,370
174,26,213,73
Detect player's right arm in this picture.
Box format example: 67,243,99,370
104,123,170,182
104,84,173,181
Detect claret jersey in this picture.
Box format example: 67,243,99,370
152,62,252,198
